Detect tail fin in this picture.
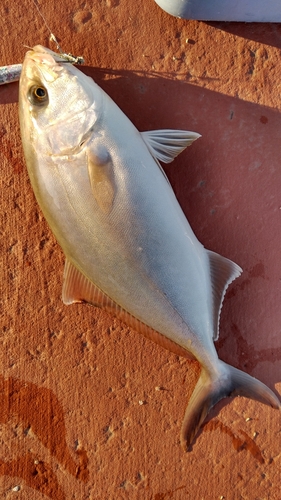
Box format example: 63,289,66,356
181,360,280,450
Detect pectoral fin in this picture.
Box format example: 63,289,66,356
141,129,201,164
87,144,115,214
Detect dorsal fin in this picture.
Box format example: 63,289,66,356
141,129,201,164
62,259,194,359
207,250,242,340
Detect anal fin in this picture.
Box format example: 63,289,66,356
62,259,193,359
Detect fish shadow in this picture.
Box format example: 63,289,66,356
83,66,281,390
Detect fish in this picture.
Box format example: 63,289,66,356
19,45,280,450
0,63,22,85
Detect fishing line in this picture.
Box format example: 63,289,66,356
30,0,84,64
0,0,84,86
31,0,57,46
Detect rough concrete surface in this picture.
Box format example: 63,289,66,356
0,1,281,499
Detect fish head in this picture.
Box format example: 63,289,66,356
19,45,102,156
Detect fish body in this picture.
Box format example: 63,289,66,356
19,46,280,448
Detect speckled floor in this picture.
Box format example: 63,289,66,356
0,1,281,499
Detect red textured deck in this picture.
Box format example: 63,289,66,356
0,1,281,498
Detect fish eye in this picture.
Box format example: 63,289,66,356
28,85,49,106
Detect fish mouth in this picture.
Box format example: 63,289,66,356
23,45,83,84
24,46,65,84
28,45,73,65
